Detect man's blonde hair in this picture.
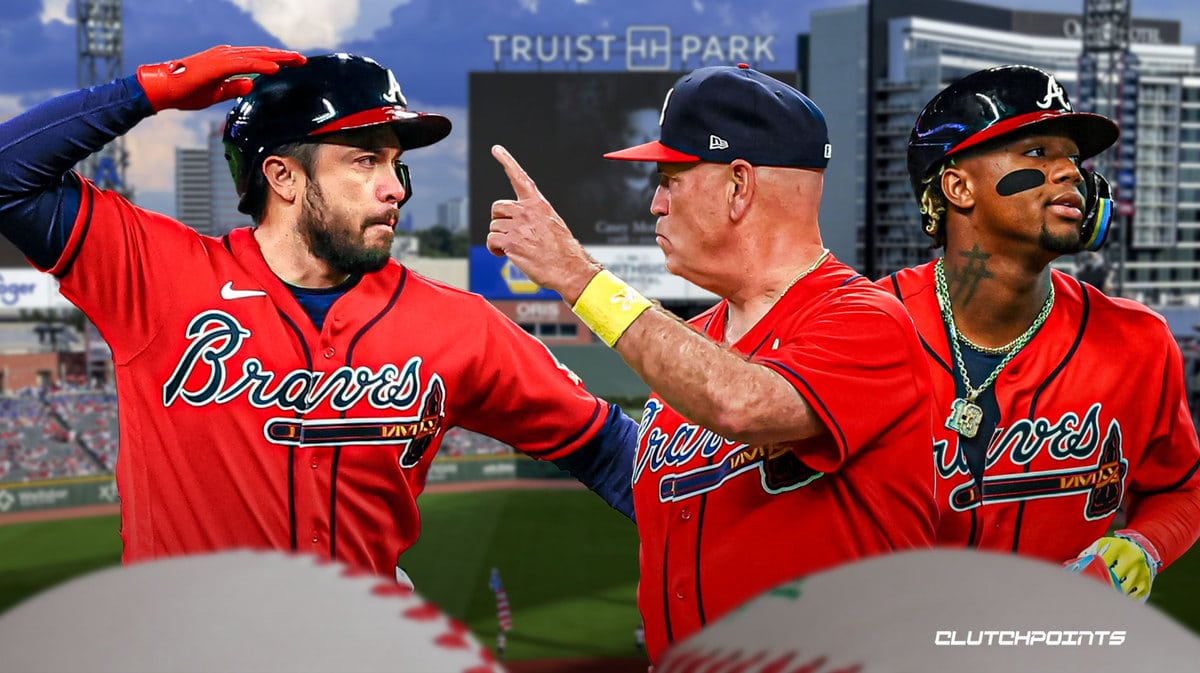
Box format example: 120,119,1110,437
918,162,950,248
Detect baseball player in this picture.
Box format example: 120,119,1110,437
487,64,939,662
0,46,638,578
884,65,1200,601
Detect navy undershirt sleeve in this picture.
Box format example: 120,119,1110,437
0,75,153,269
551,403,638,522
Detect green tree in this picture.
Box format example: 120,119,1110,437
415,226,468,258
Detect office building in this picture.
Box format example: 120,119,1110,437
174,124,253,237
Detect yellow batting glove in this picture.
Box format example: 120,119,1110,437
1079,529,1163,602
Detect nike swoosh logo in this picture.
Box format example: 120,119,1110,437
220,281,267,301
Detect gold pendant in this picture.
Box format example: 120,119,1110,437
946,398,983,438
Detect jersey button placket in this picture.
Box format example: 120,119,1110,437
671,502,689,601
323,347,336,359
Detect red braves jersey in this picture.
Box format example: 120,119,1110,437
49,181,611,576
633,256,938,661
884,262,1200,566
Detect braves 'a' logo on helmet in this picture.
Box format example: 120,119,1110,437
906,65,1118,203
1034,74,1070,111
221,54,450,215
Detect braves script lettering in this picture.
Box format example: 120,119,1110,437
935,403,1107,478
163,311,428,412
636,398,822,502
634,398,735,484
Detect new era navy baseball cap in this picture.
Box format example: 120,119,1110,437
604,63,832,169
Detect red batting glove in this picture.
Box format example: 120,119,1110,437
135,45,307,112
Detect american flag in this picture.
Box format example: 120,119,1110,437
489,567,513,632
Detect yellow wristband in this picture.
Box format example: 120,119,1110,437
571,269,652,347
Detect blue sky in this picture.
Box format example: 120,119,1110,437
1,0,1196,226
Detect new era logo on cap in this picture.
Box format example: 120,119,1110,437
603,64,831,169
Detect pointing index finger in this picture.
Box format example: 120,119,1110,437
492,145,540,200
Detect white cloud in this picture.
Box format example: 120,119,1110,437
518,0,539,14
40,0,73,24
228,0,360,50
342,0,412,44
123,110,217,194
0,94,26,121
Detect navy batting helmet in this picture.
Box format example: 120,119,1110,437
907,65,1119,203
222,53,451,214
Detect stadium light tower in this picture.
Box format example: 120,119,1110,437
1076,0,1135,296
75,0,131,199
76,0,128,384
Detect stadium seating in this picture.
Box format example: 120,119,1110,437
0,383,516,484
0,387,105,482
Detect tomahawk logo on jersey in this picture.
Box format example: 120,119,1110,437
935,403,1128,519
887,263,1200,563
635,398,823,502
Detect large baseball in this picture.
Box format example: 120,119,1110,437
657,548,1200,673
0,550,505,673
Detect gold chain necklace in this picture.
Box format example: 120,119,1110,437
958,331,1021,355
782,248,831,295
935,258,1054,438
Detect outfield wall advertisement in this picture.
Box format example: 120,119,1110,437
0,457,569,515
0,475,118,515
0,268,74,313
